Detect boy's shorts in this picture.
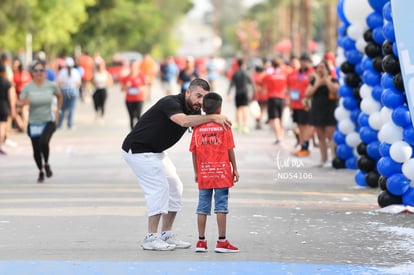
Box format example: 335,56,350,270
196,188,229,215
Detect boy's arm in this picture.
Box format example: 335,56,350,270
192,152,198,183
228,148,239,183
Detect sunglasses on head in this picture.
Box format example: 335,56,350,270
33,68,45,73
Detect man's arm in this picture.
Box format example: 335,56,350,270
170,113,232,129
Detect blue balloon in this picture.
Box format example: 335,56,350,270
402,187,414,207
379,142,391,157
333,130,346,145
392,42,399,57
383,2,392,22
355,63,363,76
358,113,369,127
343,96,359,111
368,0,388,13
392,105,412,128
381,73,395,89
350,108,361,123
372,26,386,45
371,85,383,102
383,21,395,42
377,156,402,178
367,12,384,29
338,85,353,97
355,170,367,187
345,49,363,65
342,37,356,51
381,87,406,108
403,125,414,146
338,24,348,37
337,144,354,159
337,0,350,25
345,156,358,169
361,56,374,71
360,126,378,143
367,141,381,160
363,70,381,86
386,173,410,196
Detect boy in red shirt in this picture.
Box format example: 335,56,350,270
189,92,240,253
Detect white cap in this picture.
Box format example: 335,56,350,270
65,57,75,67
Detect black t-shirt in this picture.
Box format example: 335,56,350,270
122,93,200,153
0,78,12,117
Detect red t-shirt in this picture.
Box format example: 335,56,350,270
13,71,32,94
189,122,235,189
252,72,267,102
287,67,314,110
262,68,287,99
122,73,147,102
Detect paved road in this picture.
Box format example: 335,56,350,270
0,77,413,274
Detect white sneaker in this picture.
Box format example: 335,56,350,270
321,161,332,168
162,234,191,249
142,236,176,251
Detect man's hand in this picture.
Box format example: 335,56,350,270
213,114,232,129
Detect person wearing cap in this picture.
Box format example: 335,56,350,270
56,56,82,129
20,60,62,183
287,53,315,157
0,63,16,155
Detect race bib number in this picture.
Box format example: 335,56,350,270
290,90,300,101
128,87,139,95
29,123,46,138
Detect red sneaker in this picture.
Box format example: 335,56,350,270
214,240,239,253
195,240,208,252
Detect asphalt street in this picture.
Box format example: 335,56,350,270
0,77,413,274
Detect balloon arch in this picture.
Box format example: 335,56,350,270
335,0,414,207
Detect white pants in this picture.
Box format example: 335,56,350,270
122,150,183,216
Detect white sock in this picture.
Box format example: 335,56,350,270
160,230,171,240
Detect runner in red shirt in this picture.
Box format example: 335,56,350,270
287,53,315,156
190,92,239,253
121,60,148,130
252,65,267,129
262,57,288,144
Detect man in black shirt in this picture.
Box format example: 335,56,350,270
122,78,231,251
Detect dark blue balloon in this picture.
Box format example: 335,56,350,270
355,170,367,187
342,37,356,51
360,126,378,143
337,144,354,159
358,113,369,127
355,63,363,76
371,85,383,102
403,125,414,146
350,108,361,123
333,130,346,145
381,87,406,108
377,156,402,178
361,56,374,71
402,188,414,207
345,50,363,65
338,85,353,97
345,156,358,169
367,141,381,160
379,142,391,157
392,105,412,128
386,173,410,196
383,21,395,42
363,70,381,86
383,2,392,22
367,12,384,29
337,0,350,25
392,42,399,57
368,0,388,13
372,26,386,45
381,73,395,89
338,24,348,37
343,96,359,111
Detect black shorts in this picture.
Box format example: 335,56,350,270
235,93,249,107
267,98,285,119
292,109,310,125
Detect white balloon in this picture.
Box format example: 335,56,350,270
380,107,393,124
402,159,414,181
334,106,351,121
346,132,361,147
378,122,403,143
348,24,365,41
361,97,381,115
359,84,373,99
356,37,368,53
368,112,383,130
390,141,413,163
343,0,373,28
338,119,355,134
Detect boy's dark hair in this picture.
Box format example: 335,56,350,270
203,92,222,115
